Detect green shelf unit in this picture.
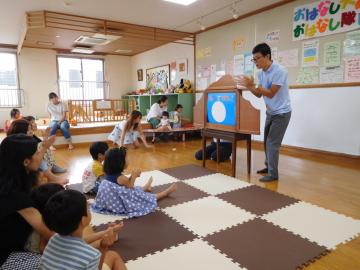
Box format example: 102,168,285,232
122,93,194,122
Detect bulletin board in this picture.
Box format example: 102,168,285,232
195,0,360,90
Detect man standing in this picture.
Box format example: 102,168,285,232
47,92,74,150
236,43,291,182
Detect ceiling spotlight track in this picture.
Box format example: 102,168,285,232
174,0,243,31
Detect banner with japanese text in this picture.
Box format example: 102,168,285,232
293,0,360,41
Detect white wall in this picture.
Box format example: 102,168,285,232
241,87,360,156
131,43,194,90
0,48,132,128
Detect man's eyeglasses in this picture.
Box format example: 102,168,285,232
251,56,264,63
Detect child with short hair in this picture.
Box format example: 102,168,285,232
41,189,127,270
108,110,151,148
24,183,65,253
92,147,176,217
152,111,172,143
82,142,109,194
4,108,21,133
172,104,183,129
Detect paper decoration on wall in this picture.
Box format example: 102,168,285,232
324,41,341,66
344,30,360,58
244,52,254,76
265,30,280,43
296,67,319,84
233,54,244,76
278,49,299,67
320,66,344,83
177,58,188,77
170,61,177,82
220,60,226,72
293,0,360,41
344,56,360,82
198,65,211,78
271,47,279,62
146,65,170,91
302,39,319,67
232,37,246,51
196,47,212,59
226,60,234,75
210,64,217,83
196,77,209,90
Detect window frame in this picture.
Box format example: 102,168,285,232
56,55,106,100
0,50,22,108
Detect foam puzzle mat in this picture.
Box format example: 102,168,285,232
80,164,360,270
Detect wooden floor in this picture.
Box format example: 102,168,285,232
53,139,360,269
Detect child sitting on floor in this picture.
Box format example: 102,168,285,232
41,189,127,270
92,147,176,217
82,142,109,194
24,183,65,253
4,108,21,133
108,110,151,148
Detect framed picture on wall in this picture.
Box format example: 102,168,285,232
137,69,143,81
177,58,188,77
146,64,170,91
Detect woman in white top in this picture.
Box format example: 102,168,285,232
108,110,151,148
146,95,168,128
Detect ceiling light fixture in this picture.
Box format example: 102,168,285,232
36,41,54,46
197,19,206,31
163,0,198,6
71,47,95,54
230,7,239,19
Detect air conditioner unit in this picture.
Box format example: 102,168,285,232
75,34,121,46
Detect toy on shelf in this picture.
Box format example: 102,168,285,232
176,79,193,94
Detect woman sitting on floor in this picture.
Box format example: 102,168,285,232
7,119,68,185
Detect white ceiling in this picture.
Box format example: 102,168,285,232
1,0,282,45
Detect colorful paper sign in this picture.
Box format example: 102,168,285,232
302,39,319,66
244,52,254,76
196,47,212,59
293,0,360,41
344,30,360,58
320,66,344,83
297,67,319,84
278,49,299,67
233,54,244,76
324,41,341,66
344,56,360,82
232,37,246,51
265,30,280,43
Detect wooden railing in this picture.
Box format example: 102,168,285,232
67,99,136,123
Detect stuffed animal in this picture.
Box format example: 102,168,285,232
183,80,193,93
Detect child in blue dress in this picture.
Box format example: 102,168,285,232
92,147,176,217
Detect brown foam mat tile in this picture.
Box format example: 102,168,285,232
217,185,299,215
205,218,328,270
161,164,215,180
94,210,196,262
152,181,209,208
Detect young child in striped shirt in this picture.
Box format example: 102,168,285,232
41,189,127,270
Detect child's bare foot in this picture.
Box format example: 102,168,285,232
68,144,74,150
143,176,153,192
166,183,177,195
109,222,124,242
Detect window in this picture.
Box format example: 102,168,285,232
57,57,107,100
0,52,22,107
